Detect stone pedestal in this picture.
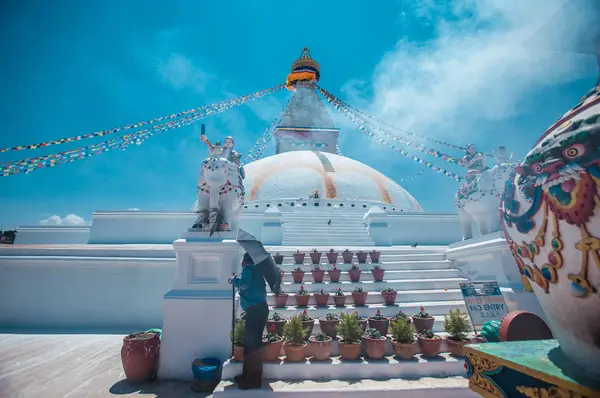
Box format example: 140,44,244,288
261,207,283,245
364,206,391,246
158,230,243,380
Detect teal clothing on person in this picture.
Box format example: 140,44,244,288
231,264,267,310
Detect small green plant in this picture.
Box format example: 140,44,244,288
263,323,280,343
331,264,337,270
319,288,326,295
335,288,344,296
382,287,396,293
344,249,350,253
312,249,319,253
414,306,430,318
298,285,308,295
443,308,472,341
293,266,303,272
419,328,435,339
390,318,415,344
336,312,363,344
313,264,321,271
364,327,383,339
351,311,364,320
350,264,360,270
313,332,329,341
270,312,283,321
393,310,408,320
231,319,245,346
275,251,281,256
275,288,286,296
358,250,364,254
284,315,309,344
296,249,301,254
325,313,338,321
372,308,386,320
300,309,312,321
329,248,335,253
372,264,382,270
354,286,364,293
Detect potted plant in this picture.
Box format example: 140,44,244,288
293,249,305,265
319,313,339,339
311,264,325,283
356,250,368,264
371,264,385,282
351,286,368,306
300,309,315,337
417,328,442,357
295,285,310,307
333,288,346,307
273,252,284,265
267,312,287,336
336,312,363,360
263,324,284,361
231,318,245,361
390,317,416,360
328,264,341,283
348,264,362,282
326,248,338,264
381,287,397,305
291,267,305,284
412,306,435,333
393,310,411,324
342,248,354,263
314,288,330,307
274,289,289,308
121,331,160,383
363,328,386,360
368,308,390,336
443,308,472,357
308,332,332,361
283,315,308,362
369,249,382,263
309,249,322,265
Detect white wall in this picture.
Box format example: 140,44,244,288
14,226,91,245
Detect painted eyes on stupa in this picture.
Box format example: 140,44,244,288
562,144,585,160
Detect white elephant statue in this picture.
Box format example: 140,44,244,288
193,156,244,233
455,163,517,240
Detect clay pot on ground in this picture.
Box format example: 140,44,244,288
339,342,362,360
314,293,330,307
369,251,381,263
233,345,244,362
381,290,397,305
291,270,305,284
412,316,435,334
417,334,442,357
333,295,347,307
319,318,339,339
328,268,341,283
263,337,284,361
273,254,284,265
309,252,322,265
302,319,315,337
348,269,362,282
295,294,310,307
308,336,332,361
267,318,287,336
342,251,354,263
312,269,325,283
293,253,305,265
356,252,368,264
363,336,386,360
284,342,307,362
368,317,390,336
326,252,338,264
391,340,417,360
351,291,368,306
121,332,160,383
274,293,289,308
446,338,470,357
371,268,385,282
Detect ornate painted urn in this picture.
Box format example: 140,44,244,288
500,83,600,377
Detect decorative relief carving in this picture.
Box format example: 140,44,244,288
516,385,587,398
465,352,505,397
188,253,223,284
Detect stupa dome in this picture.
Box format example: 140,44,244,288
243,151,423,211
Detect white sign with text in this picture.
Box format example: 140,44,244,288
459,281,509,326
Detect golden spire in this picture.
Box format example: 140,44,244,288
290,46,320,79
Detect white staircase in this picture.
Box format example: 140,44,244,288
282,211,374,246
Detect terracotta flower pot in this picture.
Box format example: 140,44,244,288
391,340,417,360
295,294,310,307
371,268,385,282
273,254,284,265
314,293,330,307
417,334,442,357
302,319,315,337
274,293,288,308
339,342,362,360
364,337,386,360
326,252,338,264
368,317,390,336
369,251,381,263
412,316,435,334
233,345,244,362
312,270,325,283
293,253,305,264
291,271,305,284
333,295,347,307
351,291,368,306
267,319,286,336
381,291,397,305
309,252,322,265
328,269,341,282
342,251,354,263
263,337,284,362
446,338,470,357
121,332,160,383
284,342,307,362
356,252,368,263
319,318,339,339
348,269,362,282
308,336,332,361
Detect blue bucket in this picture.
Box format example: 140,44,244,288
191,357,222,382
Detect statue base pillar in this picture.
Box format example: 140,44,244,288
158,230,243,380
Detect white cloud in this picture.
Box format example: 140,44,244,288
157,53,214,94
40,214,88,225
128,208,140,211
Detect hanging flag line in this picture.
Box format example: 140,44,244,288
0,84,285,154
318,88,463,182
1,85,284,177
317,85,495,158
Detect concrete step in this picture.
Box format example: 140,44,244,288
264,247,448,255
279,278,468,293
267,292,465,308
283,227,368,232
281,269,462,282
214,377,475,398
283,242,376,247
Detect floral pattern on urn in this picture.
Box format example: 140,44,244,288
500,84,600,376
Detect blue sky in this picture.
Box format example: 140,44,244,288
0,0,597,228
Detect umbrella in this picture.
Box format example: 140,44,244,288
236,229,282,295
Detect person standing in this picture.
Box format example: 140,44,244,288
230,253,268,390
